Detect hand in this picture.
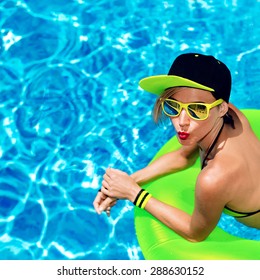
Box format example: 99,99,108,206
93,191,117,216
101,168,141,202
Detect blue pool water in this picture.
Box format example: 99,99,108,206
0,0,260,260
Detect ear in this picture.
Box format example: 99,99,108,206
219,101,229,117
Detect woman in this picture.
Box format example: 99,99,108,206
93,53,260,242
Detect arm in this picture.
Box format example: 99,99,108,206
94,144,198,214
132,144,199,185
144,173,227,242
102,168,228,242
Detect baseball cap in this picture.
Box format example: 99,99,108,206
139,53,232,102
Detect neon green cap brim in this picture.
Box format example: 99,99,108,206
139,75,215,95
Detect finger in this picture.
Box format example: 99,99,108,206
105,167,114,177
110,200,117,207
106,207,111,217
102,180,110,190
93,192,102,206
99,191,107,199
101,186,109,197
99,197,115,212
93,192,105,214
103,173,111,183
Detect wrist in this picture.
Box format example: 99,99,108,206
128,185,142,203
130,169,146,185
130,172,138,183
132,188,152,209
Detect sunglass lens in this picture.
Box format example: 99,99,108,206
188,104,207,120
164,101,180,116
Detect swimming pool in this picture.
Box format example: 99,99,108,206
0,0,259,260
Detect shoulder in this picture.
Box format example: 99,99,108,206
196,156,237,202
196,169,222,199
194,166,229,217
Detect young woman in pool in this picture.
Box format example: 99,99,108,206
93,53,260,242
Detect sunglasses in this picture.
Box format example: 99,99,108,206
162,98,224,120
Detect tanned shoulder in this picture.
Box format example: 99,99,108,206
197,155,239,205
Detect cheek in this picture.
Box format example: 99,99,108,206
209,107,222,120
170,116,216,136
194,123,208,136
193,117,218,139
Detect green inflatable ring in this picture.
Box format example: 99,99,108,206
134,109,260,260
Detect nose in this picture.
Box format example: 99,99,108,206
178,108,190,128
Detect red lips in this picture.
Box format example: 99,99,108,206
178,131,190,140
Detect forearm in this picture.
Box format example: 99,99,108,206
131,147,198,185
131,163,173,185
143,197,209,242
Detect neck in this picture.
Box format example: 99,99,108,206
198,118,224,152
200,119,225,169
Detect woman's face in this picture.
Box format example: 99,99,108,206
168,87,223,147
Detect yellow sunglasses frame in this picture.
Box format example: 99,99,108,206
162,98,224,120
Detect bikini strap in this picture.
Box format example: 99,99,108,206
201,122,225,169
224,206,260,218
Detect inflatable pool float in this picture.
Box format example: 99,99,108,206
134,109,260,260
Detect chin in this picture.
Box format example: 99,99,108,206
177,137,195,146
